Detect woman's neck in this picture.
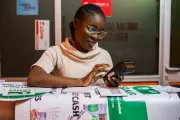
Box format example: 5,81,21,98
69,38,89,53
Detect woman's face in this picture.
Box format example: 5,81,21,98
73,14,105,52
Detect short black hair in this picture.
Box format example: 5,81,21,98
74,4,106,20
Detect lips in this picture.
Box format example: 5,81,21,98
87,39,97,45
88,40,96,44
87,41,96,47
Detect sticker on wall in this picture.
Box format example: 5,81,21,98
82,0,112,17
16,0,38,15
35,20,50,50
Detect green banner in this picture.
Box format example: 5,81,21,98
107,97,148,120
0,92,46,99
0,83,49,101
133,86,160,94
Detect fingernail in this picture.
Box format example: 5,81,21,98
103,65,109,68
108,72,115,77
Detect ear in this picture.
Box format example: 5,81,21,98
73,17,79,28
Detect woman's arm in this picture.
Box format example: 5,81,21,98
27,64,110,88
27,66,83,88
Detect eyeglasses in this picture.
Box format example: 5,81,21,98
86,25,107,39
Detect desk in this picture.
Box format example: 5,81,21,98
15,86,180,120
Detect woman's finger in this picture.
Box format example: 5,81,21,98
93,74,105,82
93,64,110,71
31,110,36,120
91,67,109,78
111,76,116,80
113,79,120,87
105,78,113,87
113,74,124,86
108,77,117,87
95,64,111,68
120,74,124,81
34,109,40,119
98,68,109,73
91,74,105,84
114,74,124,83
93,68,109,75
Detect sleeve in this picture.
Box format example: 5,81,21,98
31,46,58,73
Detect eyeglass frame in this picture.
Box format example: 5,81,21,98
85,25,107,39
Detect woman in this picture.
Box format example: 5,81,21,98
27,4,122,88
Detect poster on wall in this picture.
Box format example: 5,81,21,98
16,0,38,15
82,0,112,17
35,20,50,50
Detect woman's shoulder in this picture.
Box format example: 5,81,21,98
43,46,63,59
99,47,110,56
98,47,113,66
46,46,62,53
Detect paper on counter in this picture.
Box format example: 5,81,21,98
62,86,97,94
97,86,128,97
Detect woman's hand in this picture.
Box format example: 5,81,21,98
30,109,39,120
81,64,111,86
104,72,124,87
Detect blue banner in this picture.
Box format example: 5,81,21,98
16,0,38,15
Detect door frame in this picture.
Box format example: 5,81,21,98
162,0,180,86
54,0,167,84
55,0,62,46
